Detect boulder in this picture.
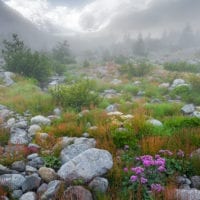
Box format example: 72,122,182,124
181,104,195,115
38,167,58,183
31,115,51,126
62,186,93,200
10,128,29,144
176,189,200,200
28,125,41,137
0,174,25,190
58,148,113,182
193,111,200,118
14,120,28,129
19,192,37,200
60,138,96,164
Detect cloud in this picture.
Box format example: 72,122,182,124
3,0,152,34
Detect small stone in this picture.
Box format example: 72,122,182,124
25,165,37,173
181,104,195,115
28,125,41,137
37,183,48,197
22,175,41,192
41,180,64,200
38,167,58,183
27,153,39,160
89,177,108,193
62,186,93,200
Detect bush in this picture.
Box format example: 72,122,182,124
50,80,100,111
164,61,200,73
120,61,152,77
2,34,51,84
43,155,61,170
111,128,137,149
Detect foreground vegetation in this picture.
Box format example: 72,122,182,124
1,46,200,199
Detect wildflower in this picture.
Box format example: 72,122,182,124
130,175,138,182
131,167,144,175
158,166,166,172
158,149,173,156
151,184,164,192
177,149,184,158
155,158,165,166
140,177,148,184
123,167,129,172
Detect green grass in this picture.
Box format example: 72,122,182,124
0,77,54,115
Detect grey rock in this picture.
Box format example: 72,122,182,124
147,119,163,126
106,104,118,112
31,115,51,126
82,132,89,138
171,79,185,89
3,71,15,86
58,148,113,182
62,186,93,200
7,118,15,127
89,177,108,193
37,183,48,196
25,165,37,173
41,180,64,200
27,153,39,160
181,104,195,115
176,189,200,200
193,111,200,118
61,142,95,164
179,184,191,190
10,128,29,144
0,164,13,175
27,157,44,169
12,190,23,199
0,174,25,190
11,161,26,172
19,192,37,200
28,125,41,137
53,108,61,116
14,120,28,129
22,175,41,192
137,91,145,96
191,176,200,189
0,109,12,121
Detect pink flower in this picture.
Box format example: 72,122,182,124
140,177,148,184
151,184,164,192
131,167,144,174
123,167,129,172
158,166,166,172
130,175,138,182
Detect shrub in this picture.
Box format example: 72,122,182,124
2,34,51,84
50,80,100,111
43,155,61,170
164,61,200,73
111,128,137,149
120,61,152,77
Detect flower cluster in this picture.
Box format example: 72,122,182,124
124,154,167,193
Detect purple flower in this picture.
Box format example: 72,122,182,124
155,154,161,159
140,177,148,184
130,175,138,182
123,167,129,172
177,149,184,158
151,184,164,192
155,158,165,166
131,167,144,175
158,166,166,172
158,149,173,156
140,155,154,167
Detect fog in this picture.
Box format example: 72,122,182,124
1,0,200,61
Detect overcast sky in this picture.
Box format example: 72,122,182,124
2,0,200,36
